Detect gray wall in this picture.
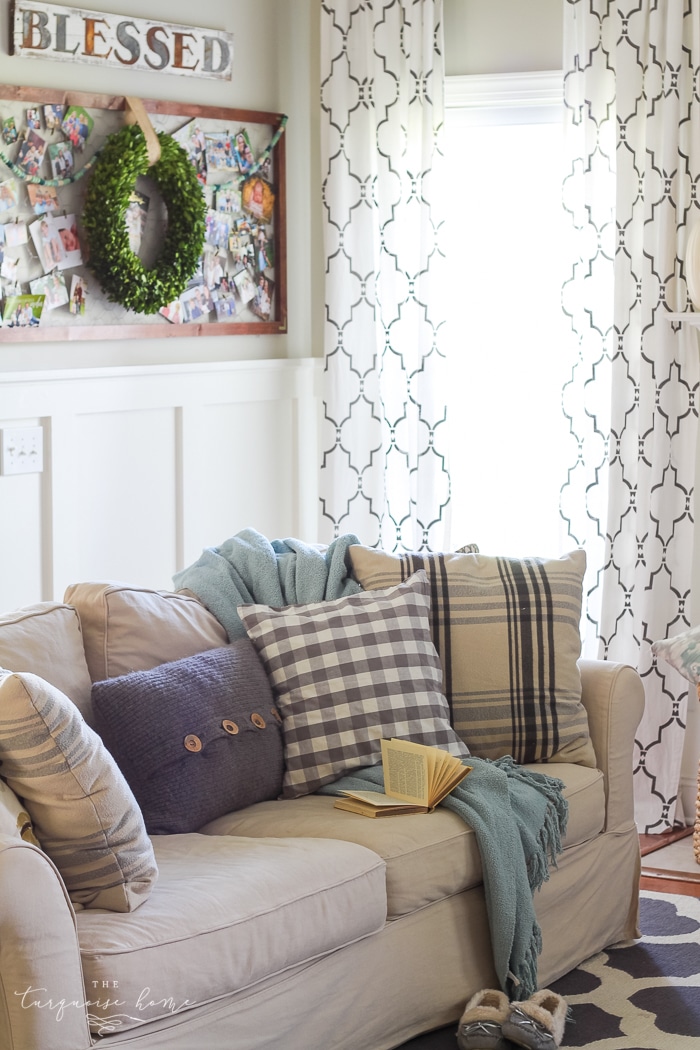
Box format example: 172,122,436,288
444,0,563,75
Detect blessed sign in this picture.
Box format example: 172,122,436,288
10,2,233,80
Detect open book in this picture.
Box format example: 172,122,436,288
333,738,472,817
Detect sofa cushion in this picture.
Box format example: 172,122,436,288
91,642,284,834
0,670,157,911
77,832,387,1035
239,571,470,799
202,762,604,919
0,601,93,722
63,581,229,683
349,546,594,767
0,777,39,845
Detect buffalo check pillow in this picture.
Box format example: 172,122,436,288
238,570,470,799
348,545,594,768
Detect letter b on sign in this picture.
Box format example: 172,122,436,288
22,10,50,49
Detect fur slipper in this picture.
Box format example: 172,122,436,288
456,988,511,1050
501,989,568,1050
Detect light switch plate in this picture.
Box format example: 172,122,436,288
0,426,44,475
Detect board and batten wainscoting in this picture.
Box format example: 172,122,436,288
0,357,322,611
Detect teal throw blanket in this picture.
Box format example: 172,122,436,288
319,755,568,1001
173,527,362,639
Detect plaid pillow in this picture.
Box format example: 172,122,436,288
349,546,594,768
238,570,469,799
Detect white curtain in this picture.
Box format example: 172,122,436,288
562,1,700,831
318,0,451,552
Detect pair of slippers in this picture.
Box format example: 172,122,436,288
456,987,568,1050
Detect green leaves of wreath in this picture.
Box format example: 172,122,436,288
82,124,206,315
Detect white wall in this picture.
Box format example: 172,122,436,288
0,358,322,608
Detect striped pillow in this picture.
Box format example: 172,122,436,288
239,571,470,799
348,547,594,768
0,669,157,911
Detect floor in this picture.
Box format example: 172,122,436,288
639,825,700,897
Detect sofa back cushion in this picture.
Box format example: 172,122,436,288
64,581,229,682
92,642,285,834
0,601,93,721
348,546,594,768
0,669,157,911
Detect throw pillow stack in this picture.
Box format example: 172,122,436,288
0,540,592,902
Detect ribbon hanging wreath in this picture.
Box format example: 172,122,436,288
81,98,207,315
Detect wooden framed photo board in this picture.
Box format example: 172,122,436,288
0,84,287,341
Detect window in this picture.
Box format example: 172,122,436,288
444,73,569,558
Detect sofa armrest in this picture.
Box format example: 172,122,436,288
0,836,92,1050
578,659,645,832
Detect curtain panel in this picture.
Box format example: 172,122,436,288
319,0,451,552
562,0,700,830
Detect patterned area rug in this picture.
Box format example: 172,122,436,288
397,891,700,1049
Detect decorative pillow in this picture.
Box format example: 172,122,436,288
0,601,94,722
0,777,39,846
0,670,157,911
239,570,470,799
652,626,700,684
348,546,594,768
63,581,229,683
91,641,284,833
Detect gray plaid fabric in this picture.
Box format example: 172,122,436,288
239,570,469,799
349,547,595,768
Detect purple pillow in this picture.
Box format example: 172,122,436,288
92,641,284,834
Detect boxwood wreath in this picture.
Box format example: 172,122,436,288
82,124,206,315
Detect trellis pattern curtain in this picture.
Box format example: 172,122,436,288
562,1,700,831
318,0,451,552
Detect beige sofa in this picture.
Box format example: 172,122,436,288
0,578,644,1050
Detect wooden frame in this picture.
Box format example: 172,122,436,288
0,83,287,342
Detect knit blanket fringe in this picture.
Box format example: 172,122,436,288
320,754,568,1001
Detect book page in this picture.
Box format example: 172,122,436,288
338,790,419,808
431,751,462,796
381,738,430,806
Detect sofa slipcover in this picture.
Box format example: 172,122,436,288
202,762,605,920
77,833,387,1034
